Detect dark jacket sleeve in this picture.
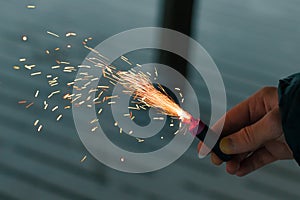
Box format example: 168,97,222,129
278,73,300,165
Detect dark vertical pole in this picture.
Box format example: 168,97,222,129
160,0,195,76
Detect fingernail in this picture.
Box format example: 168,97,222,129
220,138,234,154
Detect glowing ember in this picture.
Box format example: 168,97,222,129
27,5,36,9
80,155,87,163
22,35,28,41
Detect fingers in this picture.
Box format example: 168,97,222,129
204,87,288,175
211,152,223,165
235,147,276,176
226,153,249,174
219,107,282,155
212,87,278,137
229,140,292,176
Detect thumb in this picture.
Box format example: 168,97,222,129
219,107,283,154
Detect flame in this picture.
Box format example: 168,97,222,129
117,70,191,122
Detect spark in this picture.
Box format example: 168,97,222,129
22,35,28,41
139,106,147,110
175,87,181,91
89,89,98,94
70,95,81,103
104,95,118,101
43,101,48,110
37,125,43,132
136,138,144,143
91,126,98,132
48,90,60,99
93,91,103,102
160,136,164,140
34,90,39,98
51,65,60,69
90,118,99,124
97,85,109,89
98,108,103,114
114,121,118,126
64,106,71,109
30,71,42,76
64,66,76,70
19,58,26,62
154,67,158,77
66,32,77,37
90,78,99,82
67,81,74,86
128,104,140,110
34,120,39,126
120,157,125,162
80,72,88,76
50,83,58,87
63,93,72,100
78,101,85,105
56,114,63,121
174,130,179,135
51,106,59,112
18,100,27,104
27,5,36,9
121,56,132,65
46,30,60,38
13,66,20,70
153,117,164,120
84,81,91,87
80,155,87,163
25,102,34,109
109,81,116,85
93,101,101,105
25,64,36,70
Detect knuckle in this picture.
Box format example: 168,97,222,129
258,86,278,110
241,126,255,146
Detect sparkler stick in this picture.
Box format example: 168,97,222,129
182,115,232,161
117,70,232,161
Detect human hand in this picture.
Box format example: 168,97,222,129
198,87,293,176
